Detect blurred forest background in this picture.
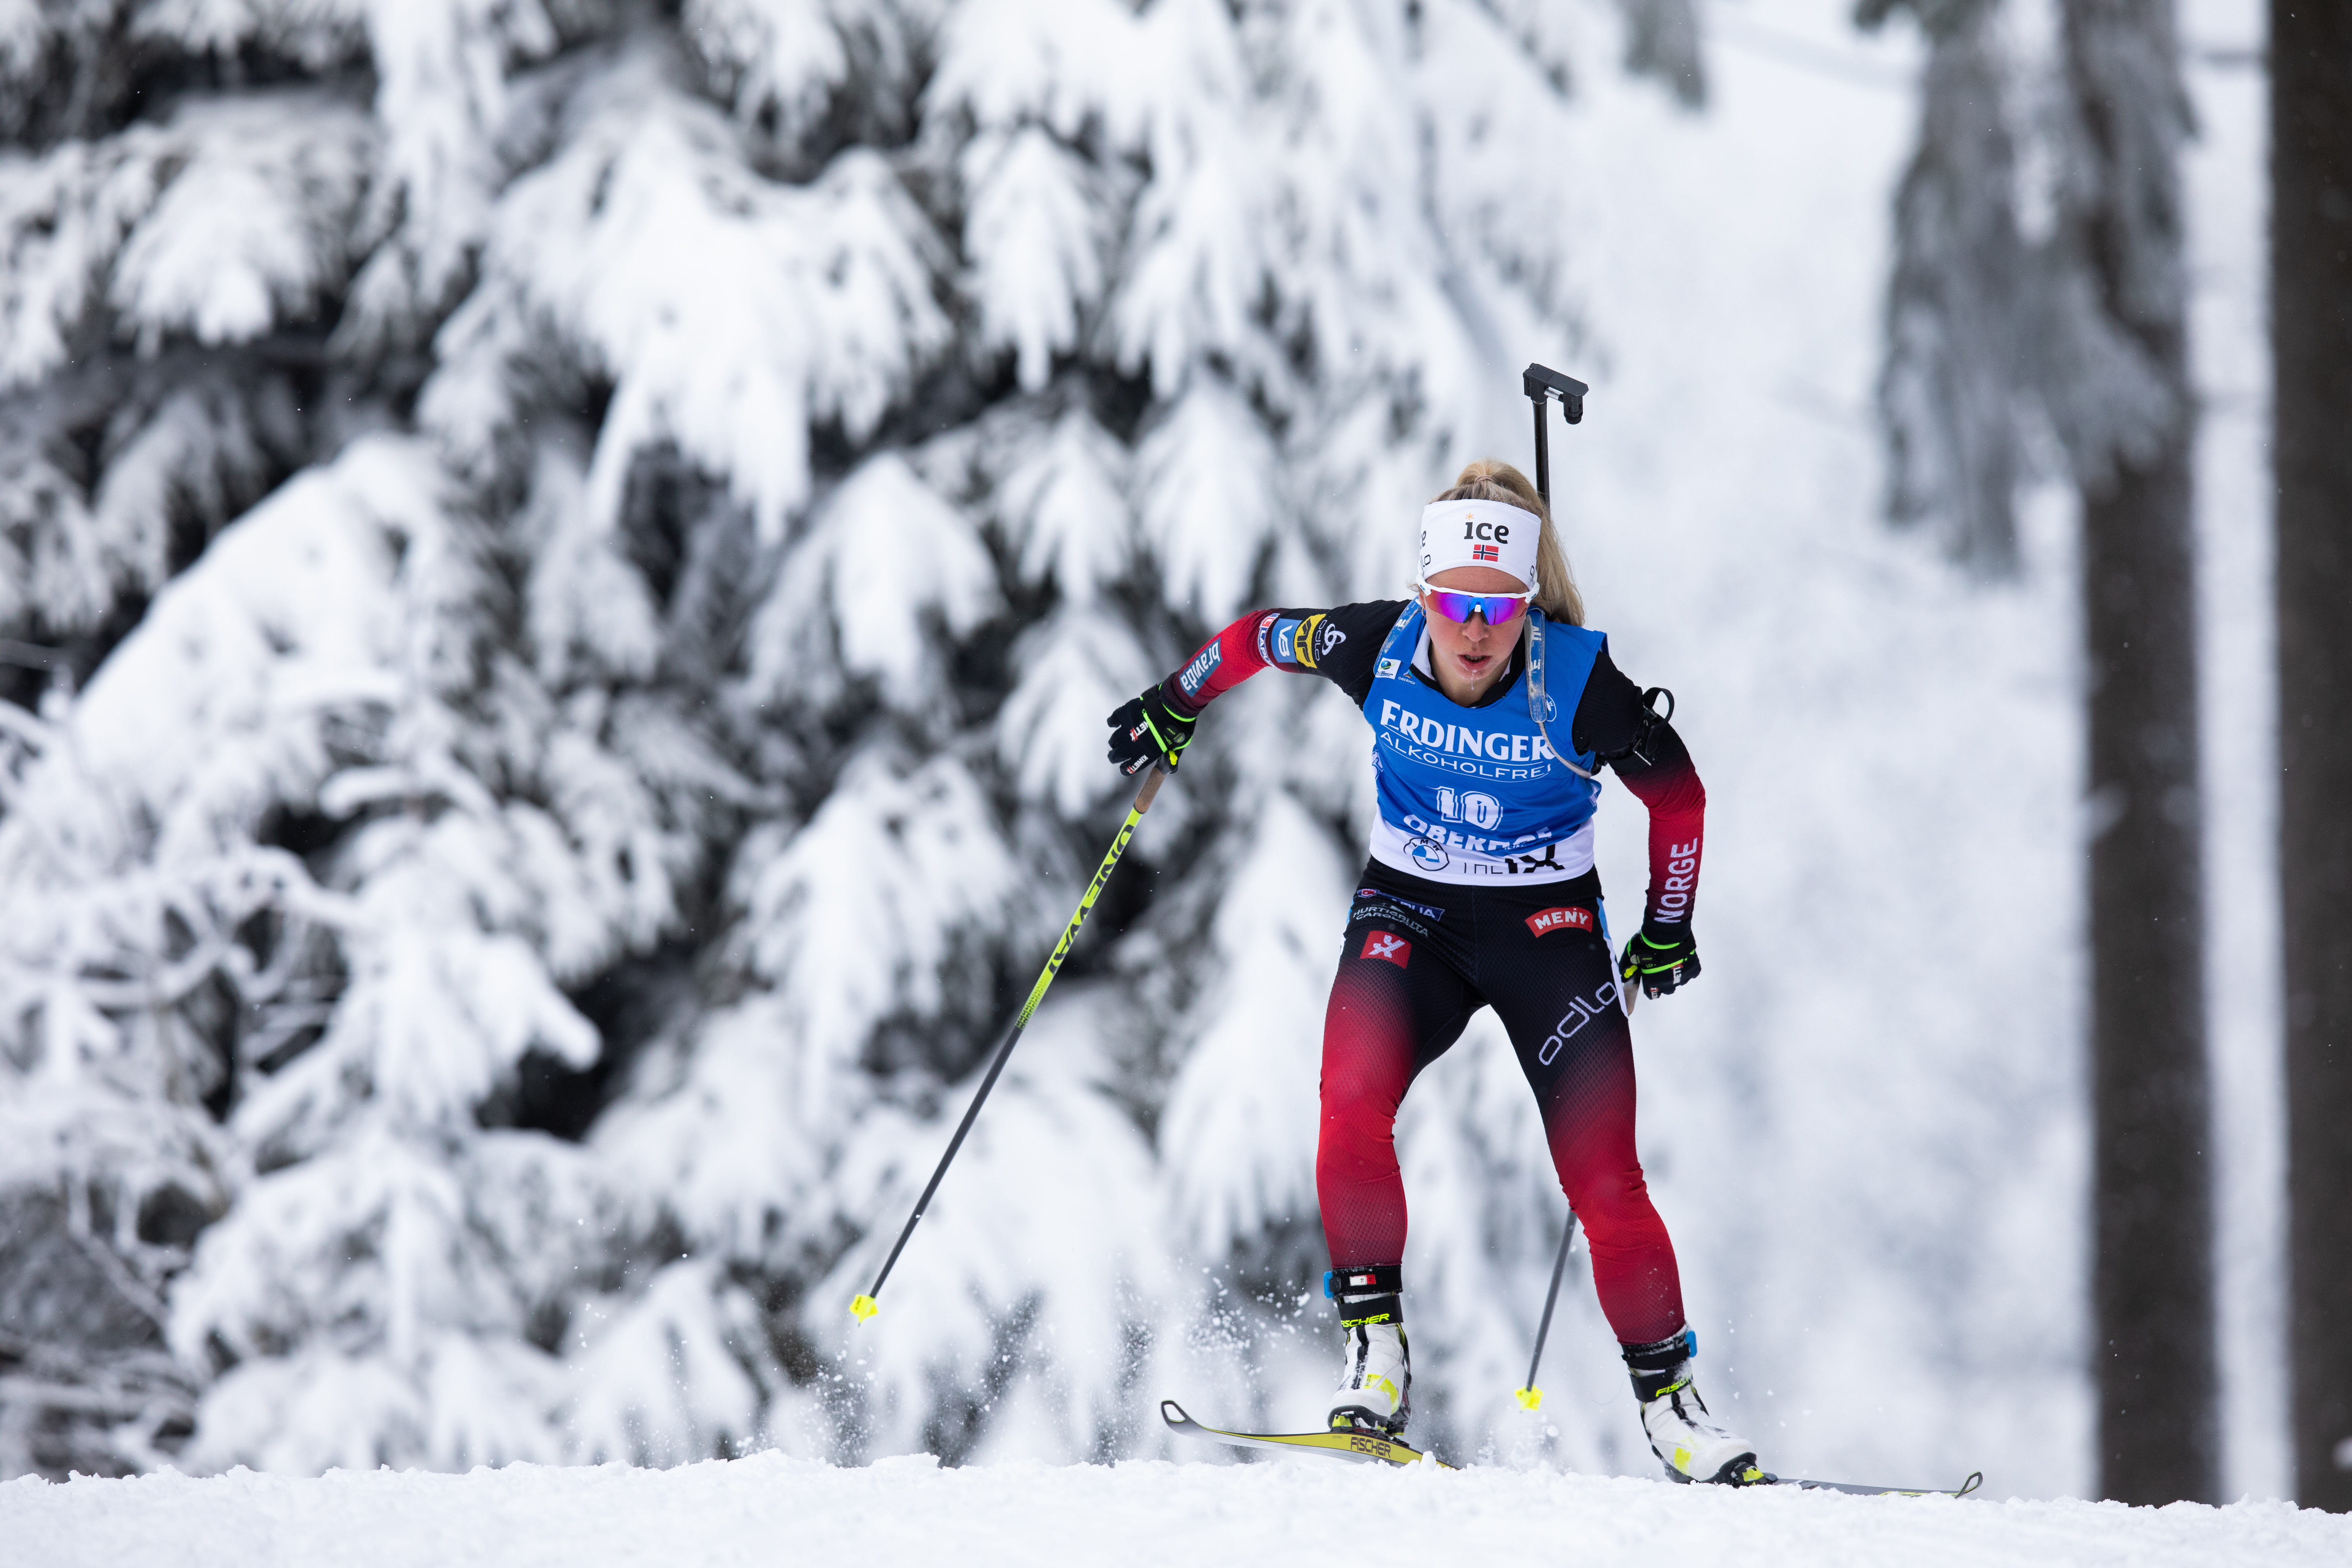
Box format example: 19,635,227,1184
0,0,2335,1510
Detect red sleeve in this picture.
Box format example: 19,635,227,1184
1617,751,1705,931
1161,610,1286,716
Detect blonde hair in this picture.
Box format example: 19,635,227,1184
1430,460,1584,626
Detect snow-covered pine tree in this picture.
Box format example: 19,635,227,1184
1861,0,2030,574
0,1,733,1475
1,1,395,1475
2,0,1706,1475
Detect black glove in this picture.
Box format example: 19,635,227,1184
1106,684,1197,776
1619,921,1701,999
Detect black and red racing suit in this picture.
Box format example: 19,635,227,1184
1162,600,1705,1347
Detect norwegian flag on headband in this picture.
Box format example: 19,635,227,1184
1418,498,1539,586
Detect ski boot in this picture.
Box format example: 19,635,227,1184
1625,1329,1765,1485
1325,1264,1410,1436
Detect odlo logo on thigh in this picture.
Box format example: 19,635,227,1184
1360,931,1412,968
1538,981,1623,1066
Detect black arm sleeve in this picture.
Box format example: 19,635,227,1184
1571,648,1694,778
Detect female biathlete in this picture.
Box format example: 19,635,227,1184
1105,460,1760,1485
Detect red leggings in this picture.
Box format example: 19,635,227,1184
1317,864,1686,1346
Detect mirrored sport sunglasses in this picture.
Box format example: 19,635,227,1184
1415,580,1538,625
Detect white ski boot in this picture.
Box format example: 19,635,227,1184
1626,1330,1764,1485
1325,1265,1410,1435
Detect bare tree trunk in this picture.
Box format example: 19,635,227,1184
2064,0,2219,1506
1866,0,2219,1495
2272,0,2352,1515
2082,450,2218,1504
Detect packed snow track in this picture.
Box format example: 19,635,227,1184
8,1452,2344,1568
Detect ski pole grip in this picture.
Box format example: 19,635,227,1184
1135,761,1170,813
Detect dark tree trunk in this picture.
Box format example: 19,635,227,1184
2065,0,2219,1506
2273,0,2352,1516
2082,448,2218,1505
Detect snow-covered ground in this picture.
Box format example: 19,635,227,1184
9,1452,2347,1568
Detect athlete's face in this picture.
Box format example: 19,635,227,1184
1419,565,1526,707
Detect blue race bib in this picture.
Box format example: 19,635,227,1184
1359,604,1605,884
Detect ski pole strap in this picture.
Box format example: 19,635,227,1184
854,763,1169,1324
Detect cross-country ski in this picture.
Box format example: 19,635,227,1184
1765,1471,1987,1499
1161,1399,1982,1498
1161,1400,1451,1469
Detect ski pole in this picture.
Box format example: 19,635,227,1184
851,762,1171,1323
1513,1210,1580,1409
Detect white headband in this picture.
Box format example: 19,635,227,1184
1418,499,1539,587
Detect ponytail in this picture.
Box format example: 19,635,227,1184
1430,460,1584,626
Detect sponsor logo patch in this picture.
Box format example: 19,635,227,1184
1505,842,1565,875
1376,700,1555,765
1351,891,1444,923
1178,642,1222,696
1525,905,1595,937
1268,617,1305,666
1538,980,1627,1065
1360,931,1412,968
1317,618,1346,658
1376,656,1403,680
